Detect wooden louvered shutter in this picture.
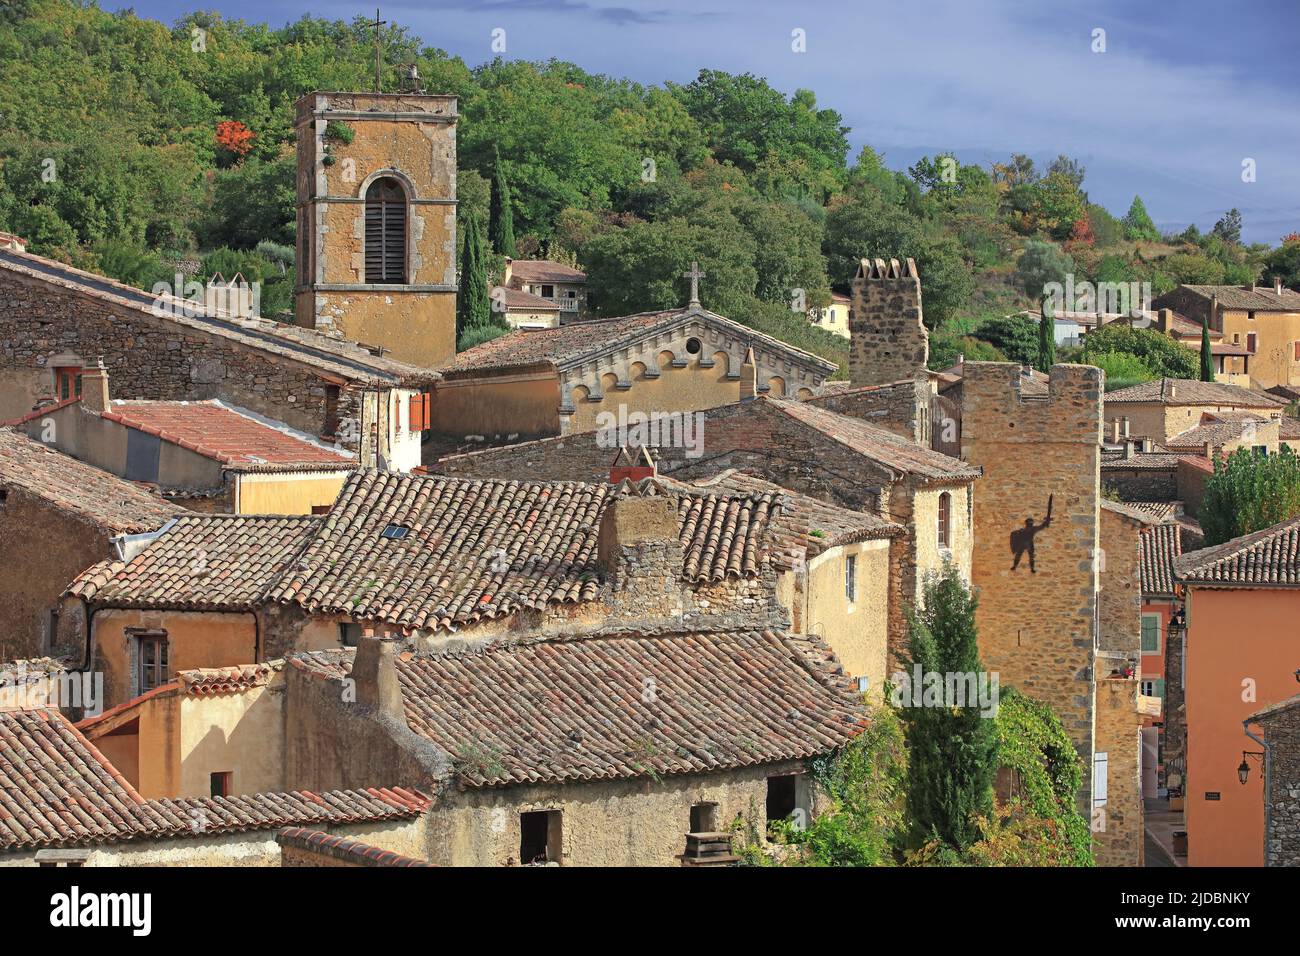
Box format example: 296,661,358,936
365,178,407,284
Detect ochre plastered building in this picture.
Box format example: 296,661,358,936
293,92,458,369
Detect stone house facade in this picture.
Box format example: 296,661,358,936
1245,693,1300,867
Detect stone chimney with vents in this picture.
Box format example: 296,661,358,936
598,487,685,619
849,257,928,388
80,360,110,413
609,445,657,483
352,634,404,719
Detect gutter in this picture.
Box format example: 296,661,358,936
1243,719,1273,866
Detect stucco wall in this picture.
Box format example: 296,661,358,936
432,371,561,438
805,539,890,695
179,681,285,798
235,470,350,515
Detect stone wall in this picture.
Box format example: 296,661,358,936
1098,506,1143,655
0,267,366,451
1101,465,1178,502
0,488,120,661
1094,675,1144,867
807,374,931,444
960,363,1103,811
1256,703,1300,867
849,258,928,388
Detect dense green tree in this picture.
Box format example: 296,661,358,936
1212,208,1243,245
489,147,516,257
456,211,491,345
1263,238,1300,291
899,564,998,852
973,314,1040,365
1200,446,1300,546
1015,240,1075,301
1122,195,1160,242
1200,317,1215,382
1080,323,1199,378
1036,311,1056,372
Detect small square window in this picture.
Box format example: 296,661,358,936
689,802,719,834
210,772,232,798
520,810,562,865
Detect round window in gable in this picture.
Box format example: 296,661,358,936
685,337,702,355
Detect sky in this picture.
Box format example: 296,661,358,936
106,0,1300,245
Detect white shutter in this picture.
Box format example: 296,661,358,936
1093,752,1109,806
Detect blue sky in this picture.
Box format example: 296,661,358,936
107,0,1300,244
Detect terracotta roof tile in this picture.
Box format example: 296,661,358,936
276,827,432,866
1104,378,1285,407
769,398,981,484
274,472,778,631
0,247,437,386
1177,284,1300,311
101,401,354,469
293,630,866,788
491,286,562,311
447,306,835,376
179,661,284,696
67,514,319,610
508,259,587,284
0,428,176,534
1141,523,1183,596
1175,515,1300,586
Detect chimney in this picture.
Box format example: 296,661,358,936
0,232,26,253
1141,437,1153,454
1276,276,1284,297
1209,293,1219,332
1123,440,1135,461
1203,440,1214,459
1110,420,1121,443
1157,308,1172,333
609,445,657,483
503,258,514,287
352,635,404,719
598,486,683,593
1168,383,1177,400
1121,417,1130,439
849,256,928,387
80,359,110,413
739,346,758,402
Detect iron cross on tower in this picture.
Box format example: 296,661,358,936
367,8,387,92
682,261,706,307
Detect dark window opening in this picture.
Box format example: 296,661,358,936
844,554,856,603
210,772,232,798
520,810,561,865
685,337,702,355
364,177,408,284
323,384,341,438
339,622,363,647
766,774,798,823
938,491,952,548
137,633,169,693
690,802,719,834
311,504,332,515
540,284,554,298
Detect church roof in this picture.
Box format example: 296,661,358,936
0,247,438,386
444,305,838,378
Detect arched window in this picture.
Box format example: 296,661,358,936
364,177,408,284
937,492,951,549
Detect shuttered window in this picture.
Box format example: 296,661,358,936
364,177,407,284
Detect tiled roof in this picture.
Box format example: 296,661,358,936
1102,447,1191,470
294,629,866,788
669,470,902,569
0,428,176,534
1266,384,1300,403
1104,378,1284,407
1121,501,1182,521
447,306,836,376
770,398,982,484
1279,418,1300,440
179,661,284,696
491,286,562,311
1141,523,1183,596
1102,499,1160,525
1177,284,1300,311
101,401,354,469
1246,692,1300,724
0,247,437,386
0,707,429,852
67,515,319,610
273,472,777,632
276,827,432,867
1175,515,1300,587
507,259,587,284
1165,419,1272,451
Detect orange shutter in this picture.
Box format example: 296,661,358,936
408,393,431,432
422,392,432,430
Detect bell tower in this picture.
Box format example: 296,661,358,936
293,91,458,368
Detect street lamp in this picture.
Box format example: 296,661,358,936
1238,750,1264,785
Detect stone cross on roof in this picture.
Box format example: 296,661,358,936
682,261,706,308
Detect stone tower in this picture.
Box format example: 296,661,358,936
849,257,929,388
293,91,458,369
960,362,1103,811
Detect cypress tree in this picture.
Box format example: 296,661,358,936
899,564,998,852
1200,316,1215,382
456,211,490,346
489,148,516,258
1036,305,1056,372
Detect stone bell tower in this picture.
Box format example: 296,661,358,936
293,91,458,369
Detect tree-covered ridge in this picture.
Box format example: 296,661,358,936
1,0,1294,374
